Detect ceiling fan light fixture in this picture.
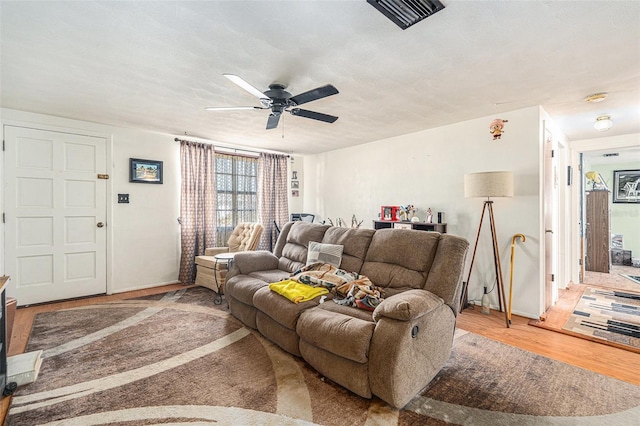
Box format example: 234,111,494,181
367,0,445,30
594,115,613,131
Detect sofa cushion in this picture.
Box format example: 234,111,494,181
321,227,375,273
306,241,344,267
253,286,320,330
361,229,440,289
248,269,290,284
278,222,330,273
225,275,269,306
297,308,375,364
315,300,374,322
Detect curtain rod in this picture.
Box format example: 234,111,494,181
174,137,290,157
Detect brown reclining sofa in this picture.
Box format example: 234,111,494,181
225,221,469,408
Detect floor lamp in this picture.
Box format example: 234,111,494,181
461,171,513,328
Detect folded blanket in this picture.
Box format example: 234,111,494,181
269,279,329,303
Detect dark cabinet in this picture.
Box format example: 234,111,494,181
585,191,610,273
372,220,447,233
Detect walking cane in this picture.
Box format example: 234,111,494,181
508,234,526,323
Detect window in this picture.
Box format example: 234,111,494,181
215,153,258,246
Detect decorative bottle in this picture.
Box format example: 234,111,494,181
481,287,491,315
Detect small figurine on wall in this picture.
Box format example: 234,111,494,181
489,118,508,140
426,208,433,223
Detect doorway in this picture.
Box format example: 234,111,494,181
580,146,640,289
3,125,108,306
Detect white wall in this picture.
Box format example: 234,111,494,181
304,106,545,318
1,108,181,294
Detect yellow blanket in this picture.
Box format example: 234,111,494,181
269,279,329,303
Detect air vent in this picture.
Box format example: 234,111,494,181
603,153,619,157
367,0,445,30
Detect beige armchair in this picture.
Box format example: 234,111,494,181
194,223,263,296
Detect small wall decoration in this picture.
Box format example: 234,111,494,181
489,118,508,140
292,171,298,180
291,180,299,189
292,190,300,197
130,158,163,184
613,169,640,203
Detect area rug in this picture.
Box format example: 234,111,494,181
8,287,640,425
621,274,640,285
563,286,640,353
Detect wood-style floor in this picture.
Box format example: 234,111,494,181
2,283,639,422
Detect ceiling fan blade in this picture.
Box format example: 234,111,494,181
290,84,339,106
205,106,266,111
290,108,338,123
223,74,269,101
266,113,281,129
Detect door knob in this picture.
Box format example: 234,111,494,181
97,222,104,228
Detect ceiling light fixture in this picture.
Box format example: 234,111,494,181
594,115,613,131
367,0,445,30
585,93,608,103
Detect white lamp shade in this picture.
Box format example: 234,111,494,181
464,171,514,198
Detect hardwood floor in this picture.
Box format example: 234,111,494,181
458,305,640,386
2,283,639,422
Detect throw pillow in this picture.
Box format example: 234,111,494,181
306,241,344,268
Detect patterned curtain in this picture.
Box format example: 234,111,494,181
257,153,289,251
178,140,216,284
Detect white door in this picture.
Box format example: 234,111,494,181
4,126,107,306
543,126,557,311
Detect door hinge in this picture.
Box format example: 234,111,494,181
97,174,109,179
579,258,583,265
551,274,555,282
2,213,4,224
2,140,4,151
551,149,555,158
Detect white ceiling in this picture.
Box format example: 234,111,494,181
1,1,639,155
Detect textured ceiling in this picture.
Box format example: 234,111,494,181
1,1,639,155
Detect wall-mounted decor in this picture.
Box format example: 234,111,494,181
130,158,163,184
292,190,299,197
292,171,298,180
489,118,508,140
291,180,299,189
613,169,640,203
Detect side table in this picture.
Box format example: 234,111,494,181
213,253,235,305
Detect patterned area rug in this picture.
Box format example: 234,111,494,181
621,274,640,285
564,286,640,352
8,287,640,425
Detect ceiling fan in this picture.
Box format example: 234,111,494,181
206,74,339,130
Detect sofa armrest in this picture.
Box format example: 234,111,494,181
205,247,229,256
372,289,445,322
232,250,279,275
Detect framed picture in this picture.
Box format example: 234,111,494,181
292,171,298,180
291,180,299,189
291,190,299,197
380,206,399,221
613,169,640,203
130,158,163,184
